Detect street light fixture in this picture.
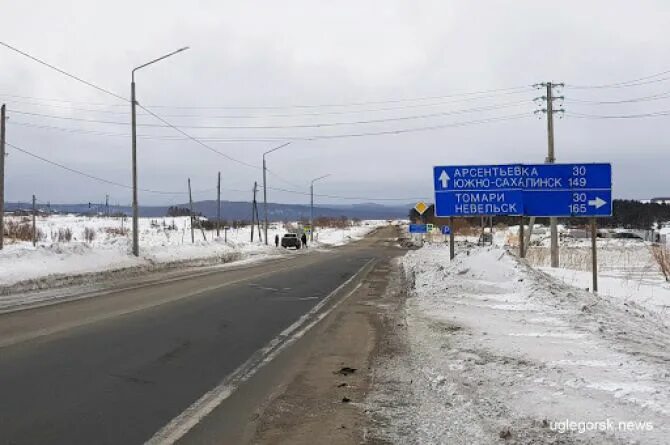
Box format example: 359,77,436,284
131,46,189,256
310,174,331,242
262,141,291,245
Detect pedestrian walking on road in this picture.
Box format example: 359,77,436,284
275,234,279,247
301,233,308,249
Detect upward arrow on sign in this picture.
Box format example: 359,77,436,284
439,170,450,188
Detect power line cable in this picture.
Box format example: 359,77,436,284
566,72,670,89
7,100,529,129
0,41,127,101
264,185,427,201
1,89,532,118
0,41,269,169
136,104,265,169
7,120,280,143
0,85,529,111
565,91,670,105
566,110,670,119
10,112,532,142
265,168,304,189
8,141,428,202
6,141,219,195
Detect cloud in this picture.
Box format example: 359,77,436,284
1,0,669,205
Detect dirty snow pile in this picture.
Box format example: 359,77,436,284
0,216,385,289
369,244,670,444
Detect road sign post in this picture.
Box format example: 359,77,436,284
448,216,454,260
591,217,598,293
519,216,525,258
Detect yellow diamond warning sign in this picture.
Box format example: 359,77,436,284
414,201,429,215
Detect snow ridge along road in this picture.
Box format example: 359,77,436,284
0,218,387,311
368,244,670,444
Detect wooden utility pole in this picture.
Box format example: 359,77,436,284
32,194,36,246
105,194,109,217
0,104,5,250
536,81,564,267
217,171,221,237
546,82,559,268
188,178,194,243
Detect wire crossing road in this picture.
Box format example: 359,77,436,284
0,227,400,445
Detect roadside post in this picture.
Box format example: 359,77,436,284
591,217,598,292
448,216,455,260
519,216,525,258
188,178,195,243
489,217,494,246
0,104,5,250
433,163,612,291
32,194,36,247
441,224,454,260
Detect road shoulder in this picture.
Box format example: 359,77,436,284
247,255,402,444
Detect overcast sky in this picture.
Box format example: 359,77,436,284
1,0,669,206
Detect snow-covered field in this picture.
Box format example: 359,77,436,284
0,215,386,290
525,240,670,319
369,244,670,444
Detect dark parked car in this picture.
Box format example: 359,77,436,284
281,233,301,249
611,232,643,240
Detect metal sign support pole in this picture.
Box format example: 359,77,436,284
591,217,598,293
449,216,455,260
519,216,525,258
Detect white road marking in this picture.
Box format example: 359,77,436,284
145,259,375,445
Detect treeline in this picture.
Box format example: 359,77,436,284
166,206,194,217
409,200,670,230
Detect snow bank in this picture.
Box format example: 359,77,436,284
311,220,387,247
0,216,384,290
369,245,670,444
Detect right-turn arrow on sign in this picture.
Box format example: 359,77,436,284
588,197,607,209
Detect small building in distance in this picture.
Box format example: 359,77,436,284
650,197,670,205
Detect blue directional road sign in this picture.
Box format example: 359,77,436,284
433,164,524,217
521,163,611,217
441,225,451,235
409,224,428,233
433,163,612,217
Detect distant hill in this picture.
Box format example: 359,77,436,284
4,200,410,221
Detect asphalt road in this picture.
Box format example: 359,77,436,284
0,227,399,445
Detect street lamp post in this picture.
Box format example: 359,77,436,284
262,142,291,245
310,174,330,242
131,46,189,256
